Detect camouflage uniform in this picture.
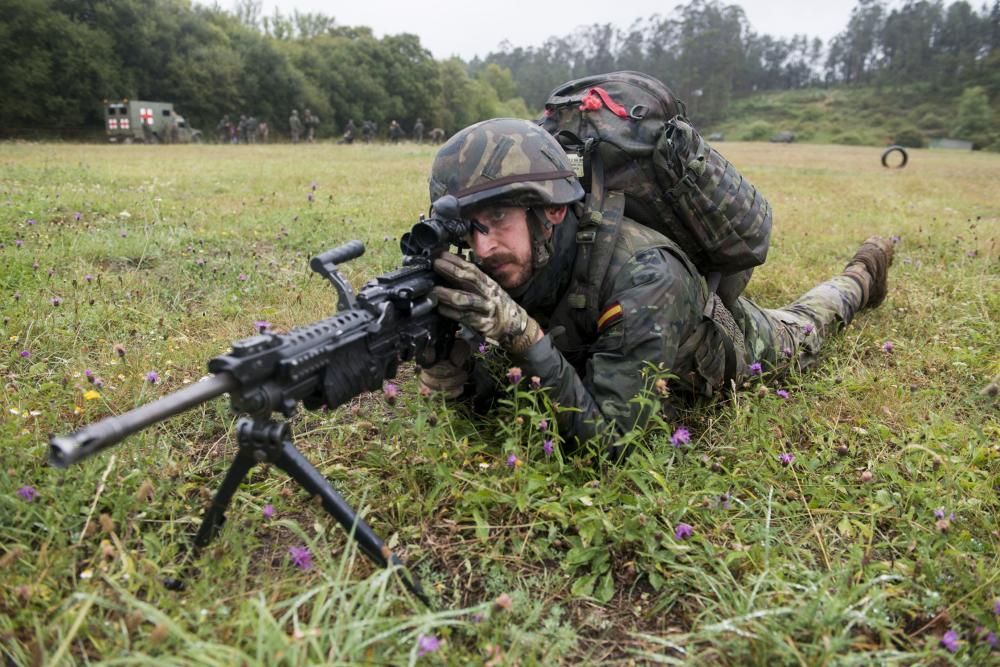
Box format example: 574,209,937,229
428,118,884,456
289,110,303,143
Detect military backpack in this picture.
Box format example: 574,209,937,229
539,71,773,303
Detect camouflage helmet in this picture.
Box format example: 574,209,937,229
429,118,584,212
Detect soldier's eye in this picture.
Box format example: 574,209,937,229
487,209,506,223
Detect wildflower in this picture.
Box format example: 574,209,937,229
262,504,275,519
114,344,126,357
538,419,548,432
803,323,815,334
986,631,998,649
310,181,318,191
32,262,39,270
860,470,873,483
20,350,30,358
307,192,314,203
654,377,668,395
196,258,205,266
543,438,554,457
84,389,101,401
506,367,522,385
670,426,691,447
254,320,271,333
120,231,128,238
74,212,82,221
146,371,158,384
17,486,37,502
84,274,93,283
882,341,894,353
674,523,693,540
994,599,1000,615
940,629,960,653
782,347,793,358
506,453,519,468
419,384,432,398
890,234,901,244
288,545,313,570
416,634,441,657
27,218,36,225
934,508,945,519
494,592,513,611
238,273,248,281
51,296,62,307
779,452,795,466
93,377,104,388
15,239,23,247
530,375,541,389
749,361,763,376
383,382,399,403
776,389,790,399
478,342,489,354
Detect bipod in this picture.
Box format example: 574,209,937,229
189,417,430,606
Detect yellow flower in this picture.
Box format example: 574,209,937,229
84,390,101,401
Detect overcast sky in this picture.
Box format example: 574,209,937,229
258,0,862,60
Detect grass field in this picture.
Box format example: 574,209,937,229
1,141,998,665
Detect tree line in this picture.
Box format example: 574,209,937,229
0,0,996,139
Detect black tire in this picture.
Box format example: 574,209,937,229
881,145,908,169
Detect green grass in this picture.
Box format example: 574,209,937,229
1,141,998,665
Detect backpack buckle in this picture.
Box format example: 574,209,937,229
576,230,597,244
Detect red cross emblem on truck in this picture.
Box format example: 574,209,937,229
140,107,153,125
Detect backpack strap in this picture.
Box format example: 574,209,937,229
567,188,625,328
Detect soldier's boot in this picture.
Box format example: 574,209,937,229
842,236,894,309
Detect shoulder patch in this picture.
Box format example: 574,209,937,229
597,302,624,333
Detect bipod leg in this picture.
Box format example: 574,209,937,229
274,435,430,607
192,420,264,550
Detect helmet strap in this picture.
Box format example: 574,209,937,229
527,207,555,270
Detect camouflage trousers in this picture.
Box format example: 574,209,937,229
677,272,865,395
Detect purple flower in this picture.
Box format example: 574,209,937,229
238,273,248,281
987,632,998,649
803,323,815,334
27,218,36,225
146,371,159,384
310,181,318,191
674,523,693,540
506,367,522,385
934,508,946,519
20,350,30,358
882,341,894,353
779,452,795,466
890,235,901,244
776,389,790,399
51,296,62,307
14,239,23,247
670,426,691,447
530,375,542,389
781,347,793,358
93,377,104,388
538,419,548,432
416,634,441,657
506,453,519,468
749,362,763,376
383,382,399,403
478,342,488,354
84,274,93,283
543,438,554,457
114,344,126,357
254,320,271,333
120,231,128,238
17,486,37,502
941,629,960,653
288,545,313,570
74,212,82,221
262,504,275,519
994,598,1000,615
307,192,314,202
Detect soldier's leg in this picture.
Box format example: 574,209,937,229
734,237,894,375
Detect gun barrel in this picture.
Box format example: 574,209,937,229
49,373,239,468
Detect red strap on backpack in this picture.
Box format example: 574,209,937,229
579,87,629,118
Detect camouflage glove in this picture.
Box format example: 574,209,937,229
432,253,542,357
419,339,471,399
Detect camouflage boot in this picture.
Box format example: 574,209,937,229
842,236,894,309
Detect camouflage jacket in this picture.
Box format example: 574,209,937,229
467,198,716,457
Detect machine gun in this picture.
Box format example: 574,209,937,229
49,196,471,606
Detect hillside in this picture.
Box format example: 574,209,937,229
707,84,999,150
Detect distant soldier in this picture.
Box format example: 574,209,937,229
413,118,424,143
217,115,231,143
142,115,154,144
389,120,404,144
428,127,446,144
362,120,376,143
289,109,303,144
246,115,258,144
339,118,356,144
258,121,269,143
304,109,319,143
238,115,248,144
168,116,179,144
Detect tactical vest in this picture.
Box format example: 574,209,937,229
541,190,746,395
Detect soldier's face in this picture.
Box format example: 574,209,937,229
466,206,535,290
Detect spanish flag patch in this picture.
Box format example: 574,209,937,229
597,302,624,332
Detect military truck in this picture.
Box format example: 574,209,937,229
104,100,202,144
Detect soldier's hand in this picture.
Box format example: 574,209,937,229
432,253,542,356
418,339,471,399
